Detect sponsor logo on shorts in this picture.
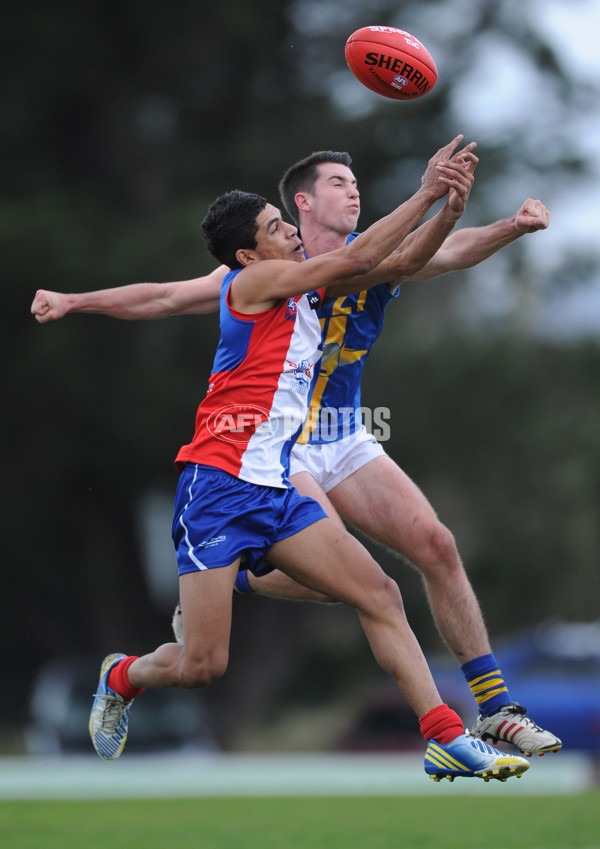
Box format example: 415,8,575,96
197,535,227,548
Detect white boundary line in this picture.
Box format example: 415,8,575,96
0,752,594,799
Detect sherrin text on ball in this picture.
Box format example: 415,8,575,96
345,25,438,100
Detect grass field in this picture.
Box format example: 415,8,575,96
1,792,599,849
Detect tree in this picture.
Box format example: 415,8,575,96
3,0,599,749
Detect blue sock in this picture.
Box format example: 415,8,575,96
461,653,512,717
234,569,253,594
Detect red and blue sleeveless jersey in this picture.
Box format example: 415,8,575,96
175,269,325,487
297,233,399,445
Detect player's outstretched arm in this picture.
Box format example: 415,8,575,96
355,145,478,286
234,135,470,311
410,198,550,281
31,265,228,323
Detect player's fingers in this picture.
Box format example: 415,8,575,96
438,167,474,198
444,158,476,172
442,134,466,158
454,141,477,156
516,215,546,233
457,151,479,172
437,175,471,192
520,199,547,216
31,290,50,312
431,134,465,164
437,162,475,184
451,142,477,163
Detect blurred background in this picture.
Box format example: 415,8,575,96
3,0,600,759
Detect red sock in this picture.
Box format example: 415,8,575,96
107,656,145,701
419,704,464,744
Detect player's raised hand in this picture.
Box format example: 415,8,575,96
31,289,69,323
420,134,476,201
441,140,478,215
514,198,550,234
451,140,479,173
443,161,476,217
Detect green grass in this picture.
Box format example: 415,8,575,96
0,793,599,849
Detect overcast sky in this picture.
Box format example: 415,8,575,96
453,0,600,338
318,0,600,338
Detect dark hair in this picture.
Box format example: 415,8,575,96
278,151,353,225
202,190,269,268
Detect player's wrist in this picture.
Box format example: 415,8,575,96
416,183,443,206
504,215,527,239
65,293,84,315
442,203,464,222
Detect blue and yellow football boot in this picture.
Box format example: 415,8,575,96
89,653,133,760
425,732,530,782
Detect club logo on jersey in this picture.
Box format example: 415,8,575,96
207,404,274,443
285,298,298,322
287,358,314,395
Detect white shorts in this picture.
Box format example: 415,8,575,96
289,425,386,493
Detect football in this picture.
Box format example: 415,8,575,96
345,25,437,100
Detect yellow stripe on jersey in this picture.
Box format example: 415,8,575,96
297,293,368,444
330,291,368,315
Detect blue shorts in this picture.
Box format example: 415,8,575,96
172,464,327,577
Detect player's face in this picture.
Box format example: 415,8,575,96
252,203,305,262
307,162,360,234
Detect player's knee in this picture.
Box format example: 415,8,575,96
180,650,228,688
415,522,459,574
363,571,405,617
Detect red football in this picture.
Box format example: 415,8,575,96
345,26,438,100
